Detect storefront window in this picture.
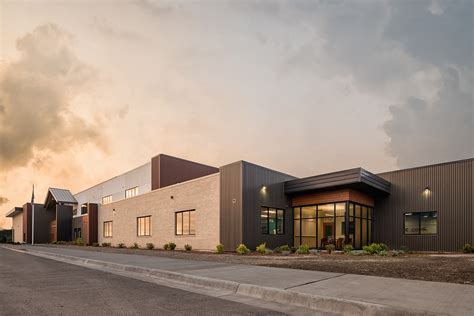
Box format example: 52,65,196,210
294,202,373,249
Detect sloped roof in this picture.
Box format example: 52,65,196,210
44,188,77,208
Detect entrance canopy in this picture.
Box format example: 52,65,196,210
284,167,391,197
44,188,78,209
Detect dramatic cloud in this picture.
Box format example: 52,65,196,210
0,23,105,171
0,196,9,206
384,67,473,167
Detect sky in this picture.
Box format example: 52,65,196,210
0,0,472,228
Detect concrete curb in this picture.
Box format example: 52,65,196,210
4,246,442,316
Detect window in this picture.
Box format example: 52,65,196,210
137,216,151,236
404,211,437,235
81,204,87,215
261,207,284,235
125,187,139,198
103,221,113,238
102,195,113,204
176,210,196,235
73,228,82,239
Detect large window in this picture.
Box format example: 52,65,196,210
175,210,196,235
102,195,112,204
125,187,139,198
261,207,284,235
137,216,151,236
404,211,437,235
103,221,113,238
294,202,374,249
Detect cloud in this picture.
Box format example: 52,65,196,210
92,17,143,40
0,196,8,206
384,67,473,167
428,1,444,16
0,23,106,171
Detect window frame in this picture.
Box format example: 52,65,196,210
175,210,196,236
103,221,113,238
403,211,438,235
137,215,151,237
102,195,113,204
260,206,285,235
125,187,139,199
81,203,88,215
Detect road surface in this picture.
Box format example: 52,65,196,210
0,247,285,315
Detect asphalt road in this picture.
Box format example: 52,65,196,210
0,247,284,315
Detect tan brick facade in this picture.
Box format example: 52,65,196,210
98,174,220,250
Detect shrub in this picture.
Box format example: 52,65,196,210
325,244,335,254
101,242,111,247
184,244,192,251
92,242,99,247
343,244,353,254
256,243,266,254
265,248,273,255
273,246,281,253
216,243,225,253
236,243,250,255
363,243,389,255
146,243,155,250
168,242,176,250
290,246,297,253
297,244,310,254
74,238,85,246
463,243,473,253
131,242,139,249
379,250,388,256
163,243,170,250
279,245,291,252
117,243,125,248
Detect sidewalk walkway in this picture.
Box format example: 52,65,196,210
6,245,474,315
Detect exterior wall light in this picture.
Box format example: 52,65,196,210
261,185,267,191
423,187,432,196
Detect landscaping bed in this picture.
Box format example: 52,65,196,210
40,244,474,285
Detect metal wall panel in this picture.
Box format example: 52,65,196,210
375,159,473,251
241,162,297,250
56,205,73,242
88,203,98,245
152,154,219,190
22,203,50,244
219,162,242,251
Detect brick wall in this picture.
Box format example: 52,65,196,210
98,173,220,250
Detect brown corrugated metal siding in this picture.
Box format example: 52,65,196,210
219,162,243,250
375,159,473,251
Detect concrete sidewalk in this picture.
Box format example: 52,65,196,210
4,245,473,315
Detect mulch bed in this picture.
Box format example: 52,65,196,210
42,244,474,285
